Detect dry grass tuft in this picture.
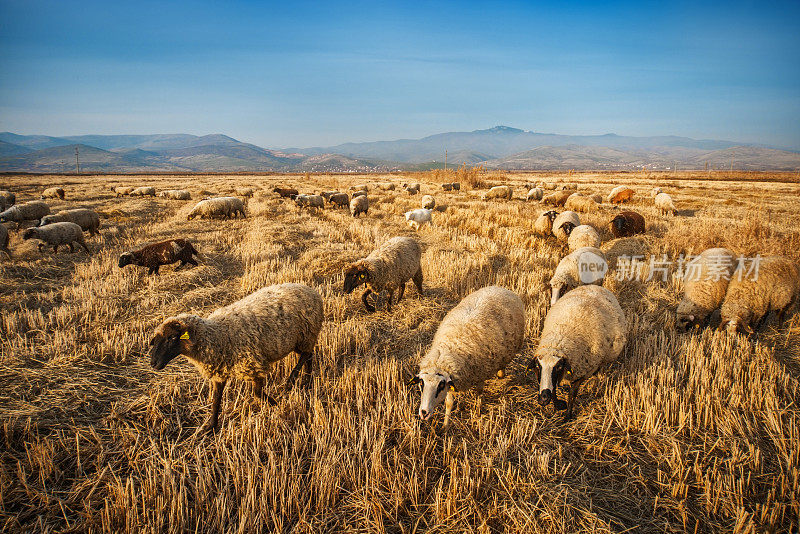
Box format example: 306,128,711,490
1,171,799,532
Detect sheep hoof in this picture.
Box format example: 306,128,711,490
496,369,505,379
553,398,568,411
198,422,217,436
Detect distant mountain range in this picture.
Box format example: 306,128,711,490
1,126,798,172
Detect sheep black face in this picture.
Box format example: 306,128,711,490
21,228,37,240
118,252,135,268
415,372,454,421
676,314,698,332
149,319,191,370
528,355,569,411
545,210,559,222
612,216,626,233
559,221,576,236
343,262,370,294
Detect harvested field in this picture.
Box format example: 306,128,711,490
1,171,799,533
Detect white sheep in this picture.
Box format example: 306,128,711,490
344,236,423,312
22,222,89,254
159,189,192,200
719,256,800,334
526,188,544,201
415,286,525,427
561,223,601,252
39,208,101,236
482,185,513,201
113,186,136,197
350,195,369,217
187,197,246,220
148,283,324,433
0,201,50,223
651,187,662,197
551,210,580,241
654,192,677,215
528,284,627,421
549,246,608,305
41,187,65,200
676,247,737,331
421,195,436,210
130,186,156,197
564,193,599,213
404,208,432,230
533,210,559,236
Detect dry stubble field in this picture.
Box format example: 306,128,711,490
1,171,799,533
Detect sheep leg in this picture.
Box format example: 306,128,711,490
300,351,314,389
563,379,582,423
201,380,226,434
397,283,406,302
412,268,423,294
443,390,455,429
253,376,277,406
361,289,376,313
386,289,393,312
68,243,75,253
285,351,312,391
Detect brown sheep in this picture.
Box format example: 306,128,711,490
610,211,646,238
273,187,299,198
119,239,200,275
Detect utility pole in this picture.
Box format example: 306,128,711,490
444,149,447,172
75,146,80,174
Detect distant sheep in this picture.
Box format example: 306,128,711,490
404,183,421,195
148,283,324,433
482,185,513,201
719,256,800,334
549,246,608,305
352,190,367,199
187,197,246,220
344,236,423,313
0,201,50,223
610,211,645,238
39,208,100,236
528,285,627,421
421,195,436,210
404,208,432,230
676,247,737,331
119,238,200,275
564,193,598,213
328,192,350,209
41,187,65,200
542,190,575,207
534,210,559,236
294,194,325,210
376,182,396,191
350,184,369,193
130,186,156,197
607,186,634,204
23,221,89,254
0,190,16,211
273,186,299,198
526,188,544,201
350,195,369,217
415,286,525,427
441,182,461,192
159,189,192,200
591,193,603,204
654,192,677,215
235,187,255,198
552,211,580,241
114,186,136,197
320,191,339,201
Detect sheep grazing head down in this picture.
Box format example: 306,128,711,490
675,313,698,332
528,354,570,411
412,371,455,420
118,252,135,268
149,318,194,370
719,317,753,335
21,228,37,240
558,221,577,237
343,261,370,294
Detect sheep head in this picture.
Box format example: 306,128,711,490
149,317,195,370
118,252,136,268
21,228,38,240
528,353,570,411
559,221,577,236
343,261,370,294
544,210,559,222
415,371,454,421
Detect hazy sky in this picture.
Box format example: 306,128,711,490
1,0,798,149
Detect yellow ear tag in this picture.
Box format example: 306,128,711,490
566,370,572,377
180,331,190,340
449,385,455,392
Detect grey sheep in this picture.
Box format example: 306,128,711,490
549,246,608,305
0,200,50,223
421,195,436,210
526,187,544,201
131,186,156,197
414,286,525,427
528,285,627,421
23,221,89,254
676,247,737,331
294,194,325,210
187,197,246,220
149,283,324,433
0,190,15,211
41,187,65,200
564,193,599,213
533,210,559,236
350,194,369,217
344,236,423,312
352,190,367,199
482,185,513,201
327,192,350,209
719,256,800,334
320,191,339,201
159,189,192,200
552,210,580,241
39,208,101,236
654,192,677,215
404,183,421,195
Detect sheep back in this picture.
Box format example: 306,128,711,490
564,193,598,213
350,195,368,216
40,208,100,234
419,286,525,390
0,190,16,210
23,221,85,247
421,195,436,209
0,201,50,222
542,190,575,207
359,236,421,292
552,211,580,240
526,188,544,201
41,187,65,200
610,211,645,238
654,193,677,215
567,225,601,252
483,185,513,201
607,186,634,204
160,189,192,200
677,248,737,326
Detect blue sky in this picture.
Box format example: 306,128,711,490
1,0,798,149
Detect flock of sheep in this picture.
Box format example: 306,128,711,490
1,177,798,435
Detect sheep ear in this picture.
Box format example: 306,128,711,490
408,375,421,386
742,322,754,334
